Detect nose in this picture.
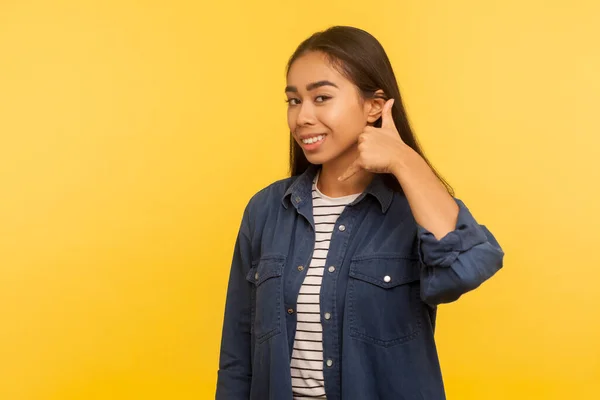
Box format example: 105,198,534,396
295,101,316,127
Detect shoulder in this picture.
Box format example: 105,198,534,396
249,176,296,205
243,175,298,221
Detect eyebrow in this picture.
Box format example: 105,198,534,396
285,80,339,93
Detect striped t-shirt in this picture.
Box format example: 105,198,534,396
290,172,361,400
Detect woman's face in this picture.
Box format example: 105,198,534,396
286,51,379,168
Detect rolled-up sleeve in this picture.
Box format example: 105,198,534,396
418,198,504,305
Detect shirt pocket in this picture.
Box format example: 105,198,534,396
246,254,286,343
347,254,422,347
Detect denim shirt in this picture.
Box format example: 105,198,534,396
216,166,504,400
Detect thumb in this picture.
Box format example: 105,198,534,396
381,98,396,130
338,159,362,182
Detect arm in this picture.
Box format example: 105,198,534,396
391,146,504,305
337,97,503,305
216,209,253,399
390,143,458,240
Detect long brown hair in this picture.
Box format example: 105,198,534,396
286,26,453,195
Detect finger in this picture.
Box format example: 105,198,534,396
381,98,396,130
338,159,362,181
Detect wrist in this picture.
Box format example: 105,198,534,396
390,143,417,177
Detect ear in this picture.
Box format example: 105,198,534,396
365,90,387,124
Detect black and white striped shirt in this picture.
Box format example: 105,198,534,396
290,172,360,400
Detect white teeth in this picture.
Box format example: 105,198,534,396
302,135,324,144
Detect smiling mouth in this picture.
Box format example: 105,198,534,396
301,134,325,145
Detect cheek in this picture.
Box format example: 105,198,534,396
323,102,366,137
318,104,345,131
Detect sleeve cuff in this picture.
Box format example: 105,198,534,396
417,199,488,267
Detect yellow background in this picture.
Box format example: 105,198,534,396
1,0,599,398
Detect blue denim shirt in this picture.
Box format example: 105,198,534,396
216,166,504,400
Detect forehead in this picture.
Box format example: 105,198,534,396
287,51,348,86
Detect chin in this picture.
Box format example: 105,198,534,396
303,152,331,166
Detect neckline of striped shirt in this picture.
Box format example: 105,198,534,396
312,170,362,205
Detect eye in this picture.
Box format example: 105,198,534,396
315,95,331,103
285,98,300,106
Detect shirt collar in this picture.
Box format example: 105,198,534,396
282,164,395,213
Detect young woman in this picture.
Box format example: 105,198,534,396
216,26,504,400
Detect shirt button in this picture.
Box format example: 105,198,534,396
326,359,333,367
254,272,259,280
328,266,335,273
338,225,346,232
297,265,304,271
383,275,391,283
287,308,294,314
324,312,331,320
